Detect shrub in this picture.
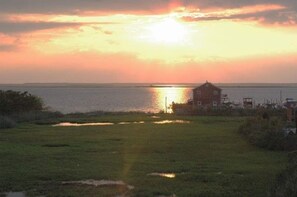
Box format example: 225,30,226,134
238,117,297,151
0,90,43,115
0,90,64,127
0,116,16,129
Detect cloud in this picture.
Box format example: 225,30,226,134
0,21,87,34
0,0,171,14
182,4,297,25
183,1,297,25
185,0,286,9
0,0,296,25
91,26,114,35
0,0,295,14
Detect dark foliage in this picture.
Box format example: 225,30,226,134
0,90,43,115
0,90,64,129
238,117,297,151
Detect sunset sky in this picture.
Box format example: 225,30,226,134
0,0,297,83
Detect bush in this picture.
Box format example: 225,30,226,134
0,90,43,115
0,90,64,127
238,117,297,151
0,116,16,129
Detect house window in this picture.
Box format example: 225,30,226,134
213,101,217,106
197,91,201,95
213,90,218,95
198,101,202,106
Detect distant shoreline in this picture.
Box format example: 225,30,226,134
0,83,297,88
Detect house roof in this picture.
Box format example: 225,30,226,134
193,82,221,91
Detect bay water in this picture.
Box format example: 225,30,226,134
0,84,296,113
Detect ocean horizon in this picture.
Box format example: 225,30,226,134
1,82,297,87
1,83,297,113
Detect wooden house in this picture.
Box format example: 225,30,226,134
193,82,222,108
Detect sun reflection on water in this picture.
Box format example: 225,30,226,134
152,87,190,113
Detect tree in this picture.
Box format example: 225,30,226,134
0,90,43,115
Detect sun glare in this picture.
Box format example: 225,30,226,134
147,18,188,44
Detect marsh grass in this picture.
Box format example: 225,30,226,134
0,115,288,197
11,111,63,123
270,151,297,197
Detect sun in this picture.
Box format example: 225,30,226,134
147,18,188,44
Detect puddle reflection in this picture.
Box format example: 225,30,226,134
52,120,190,127
118,122,131,125
154,120,190,124
118,121,145,125
148,173,176,178
53,122,114,127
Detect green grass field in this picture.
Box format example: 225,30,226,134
0,114,288,197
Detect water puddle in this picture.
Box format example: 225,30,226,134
133,121,145,124
153,120,190,124
62,179,134,190
118,122,131,125
53,122,114,127
148,173,176,178
52,120,189,127
118,121,145,125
